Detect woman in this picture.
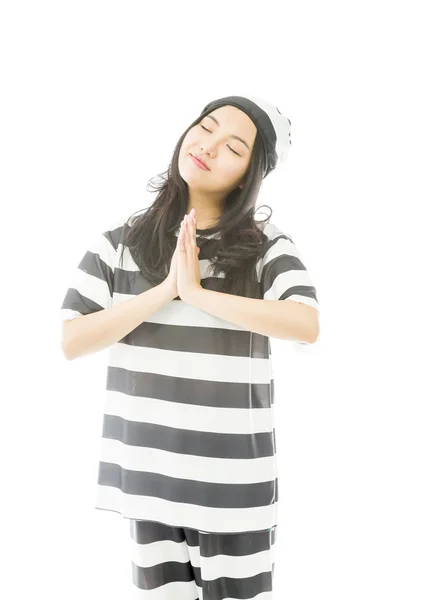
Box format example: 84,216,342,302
60,93,320,598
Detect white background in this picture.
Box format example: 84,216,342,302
2,1,422,598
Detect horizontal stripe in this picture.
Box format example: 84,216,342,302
99,437,277,484
101,414,276,459
131,557,274,597
129,518,276,554
95,485,278,533
110,317,270,357
102,389,275,434
105,365,273,410
98,462,278,508
105,354,272,407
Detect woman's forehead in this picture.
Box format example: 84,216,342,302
204,105,257,143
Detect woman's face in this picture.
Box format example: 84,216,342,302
178,105,257,194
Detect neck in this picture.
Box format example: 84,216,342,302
186,195,223,229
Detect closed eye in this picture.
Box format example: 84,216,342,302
200,125,240,156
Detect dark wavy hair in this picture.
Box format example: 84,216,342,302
118,106,274,298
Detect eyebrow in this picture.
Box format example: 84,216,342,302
204,114,251,150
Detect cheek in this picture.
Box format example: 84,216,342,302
219,159,246,182
182,130,197,148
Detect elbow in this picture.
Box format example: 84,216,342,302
302,316,320,344
61,319,79,360
306,323,320,344
61,334,78,360
61,342,74,361
297,304,320,344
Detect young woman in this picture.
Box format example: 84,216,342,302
60,93,320,598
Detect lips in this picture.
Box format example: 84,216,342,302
190,154,209,170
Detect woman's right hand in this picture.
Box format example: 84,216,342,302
165,238,200,299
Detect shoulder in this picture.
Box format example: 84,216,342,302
257,221,294,245
101,213,136,251
105,212,138,232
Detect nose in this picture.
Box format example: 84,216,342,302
200,139,217,157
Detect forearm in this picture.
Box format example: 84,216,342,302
186,287,319,343
62,281,175,360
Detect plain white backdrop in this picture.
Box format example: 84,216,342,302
2,1,422,598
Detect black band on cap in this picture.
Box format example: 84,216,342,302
200,96,278,178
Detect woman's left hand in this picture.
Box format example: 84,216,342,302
177,209,202,302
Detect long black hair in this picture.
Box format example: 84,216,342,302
118,106,274,299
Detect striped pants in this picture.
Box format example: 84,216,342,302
129,519,277,599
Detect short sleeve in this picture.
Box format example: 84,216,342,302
260,225,320,353
60,218,124,323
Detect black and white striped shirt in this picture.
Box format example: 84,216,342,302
60,213,320,534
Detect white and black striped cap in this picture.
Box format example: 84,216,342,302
200,93,292,178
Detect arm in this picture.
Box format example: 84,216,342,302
185,287,319,343
61,281,175,361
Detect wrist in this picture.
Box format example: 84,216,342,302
160,279,177,300
181,284,203,305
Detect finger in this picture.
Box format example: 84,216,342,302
177,228,182,252
190,216,196,248
178,220,186,252
186,215,193,248
184,221,192,268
